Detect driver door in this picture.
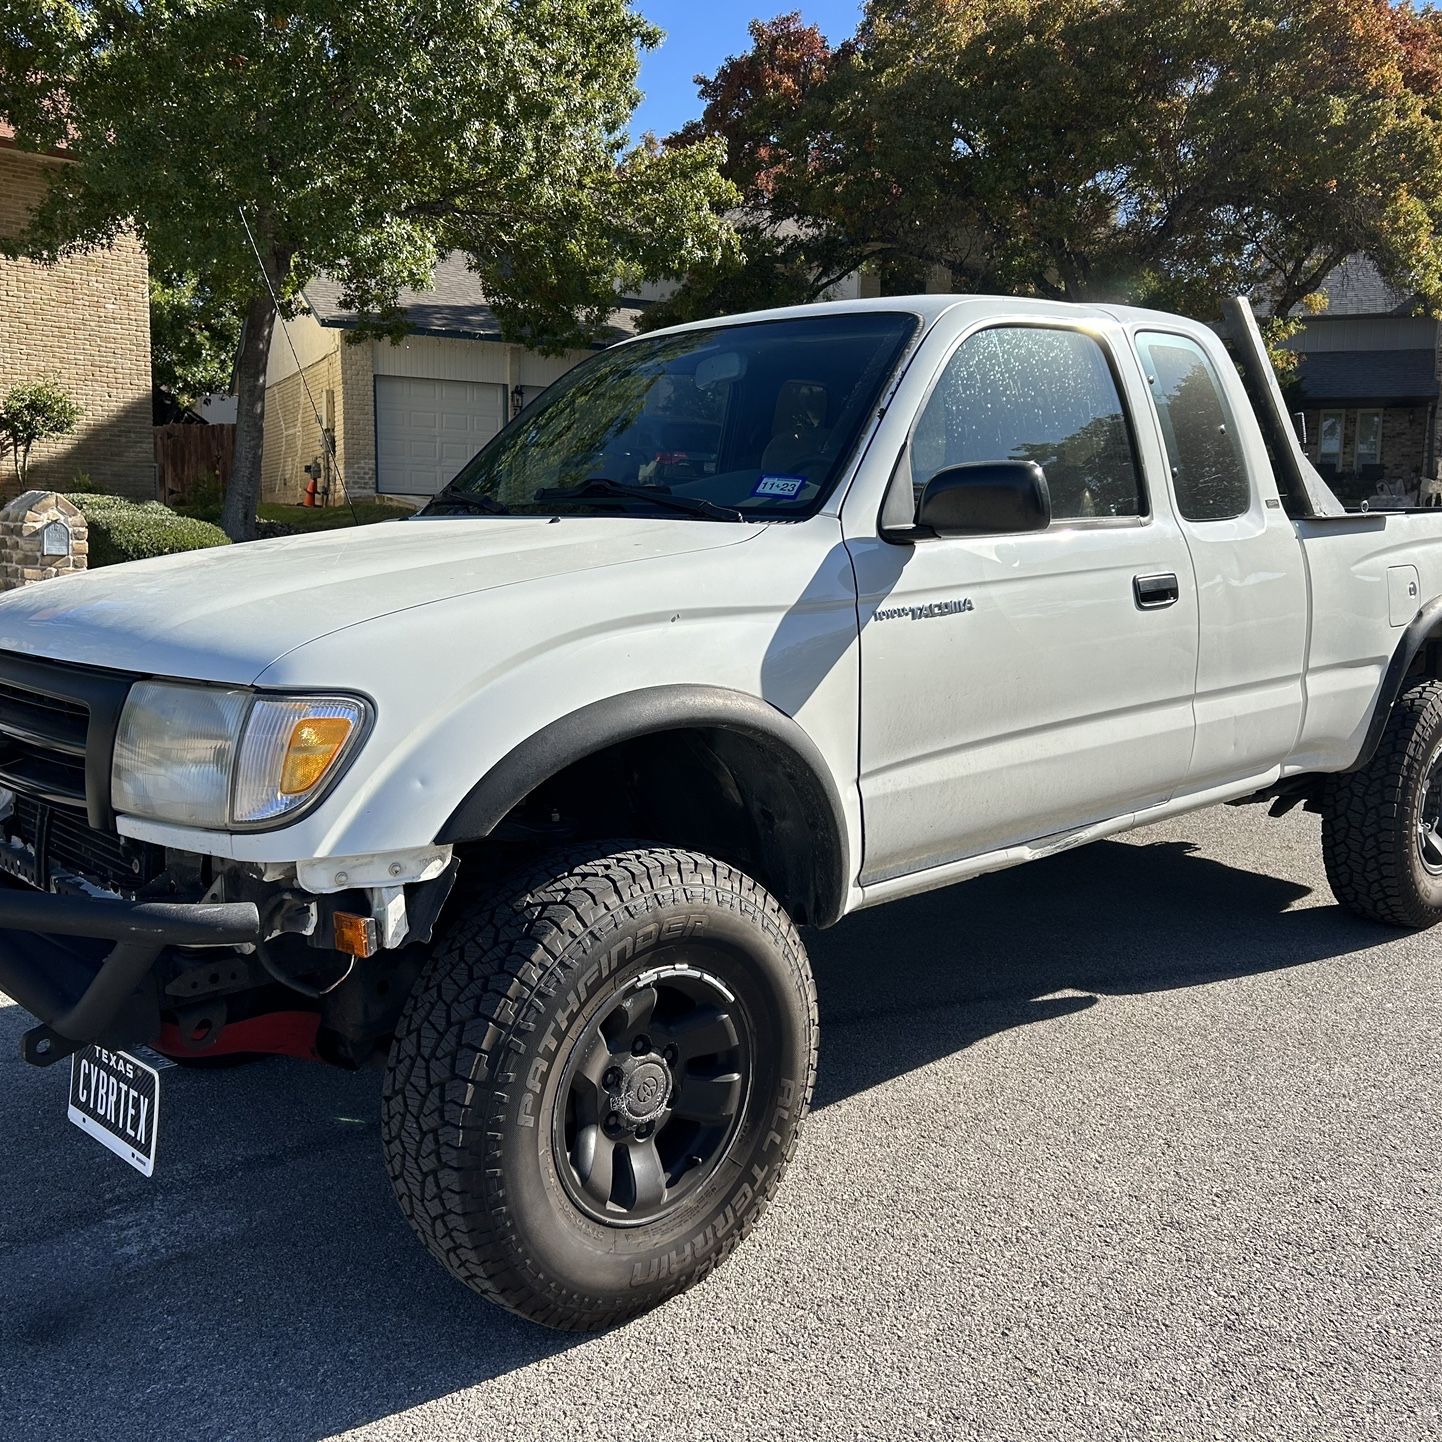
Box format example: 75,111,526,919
848,321,1200,885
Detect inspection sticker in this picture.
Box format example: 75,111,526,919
753,475,806,498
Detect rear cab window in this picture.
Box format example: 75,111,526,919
1134,332,1253,522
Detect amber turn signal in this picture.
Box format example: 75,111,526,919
332,911,379,959
280,716,355,796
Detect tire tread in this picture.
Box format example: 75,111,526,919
1321,678,1442,929
381,841,817,1331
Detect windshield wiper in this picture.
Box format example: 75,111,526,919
533,477,744,522
424,483,510,516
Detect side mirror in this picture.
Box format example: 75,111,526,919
916,460,1051,537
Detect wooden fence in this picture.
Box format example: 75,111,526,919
154,423,235,506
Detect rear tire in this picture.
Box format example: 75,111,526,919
1321,679,1442,928
381,842,817,1331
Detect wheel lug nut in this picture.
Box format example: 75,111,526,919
632,1035,651,1056
662,1045,678,1066
636,1121,653,1139
602,1067,621,1089
604,1112,622,1134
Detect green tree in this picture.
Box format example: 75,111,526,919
150,271,243,408
658,0,1442,327
0,1,733,539
0,377,83,489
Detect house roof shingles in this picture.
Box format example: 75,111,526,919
303,252,648,346
1310,255,1416,318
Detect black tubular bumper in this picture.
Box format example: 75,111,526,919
0,888,260,1067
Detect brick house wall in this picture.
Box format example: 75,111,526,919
0,146,154,498
1299,404,1434,501
260,337,381,505
261,311,377,505
1380,407,1432,484
338,337,376,497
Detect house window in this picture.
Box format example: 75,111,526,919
1355,410,1383,470
1318,411,1345,466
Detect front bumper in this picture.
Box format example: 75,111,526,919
0,886,259,1066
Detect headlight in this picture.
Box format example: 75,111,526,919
112,683,368,828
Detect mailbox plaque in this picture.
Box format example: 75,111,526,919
41,520,70,557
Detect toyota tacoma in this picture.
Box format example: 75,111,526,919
1,294,1440,1330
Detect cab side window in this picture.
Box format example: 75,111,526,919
1135,332,1251,522
909,326,1145,521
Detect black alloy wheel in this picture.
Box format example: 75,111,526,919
553,965,751,1226
1417,742,1442,876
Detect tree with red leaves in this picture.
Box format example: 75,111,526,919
645,14,864,328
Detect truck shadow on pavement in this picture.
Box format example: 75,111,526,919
809,834,1385,1109
0,829,1391,1442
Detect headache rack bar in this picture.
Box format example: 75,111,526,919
1222,295,1349,522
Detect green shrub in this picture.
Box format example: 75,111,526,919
67,492,165,514
64,494,230,568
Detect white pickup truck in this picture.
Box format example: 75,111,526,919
1,294,1440,1330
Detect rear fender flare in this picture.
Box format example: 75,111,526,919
1349,596,1442,771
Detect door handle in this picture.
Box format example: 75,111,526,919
1133,572,1180,610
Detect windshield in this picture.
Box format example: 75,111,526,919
425,311,918,520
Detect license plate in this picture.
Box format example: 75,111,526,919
68,1045,160,1177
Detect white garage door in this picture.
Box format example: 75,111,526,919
374,376,506,496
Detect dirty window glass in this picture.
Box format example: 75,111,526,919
1136,333,1252,521
910,326,1144,521
435,312,917,519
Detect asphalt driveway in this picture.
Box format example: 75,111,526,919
1,804,1438,1441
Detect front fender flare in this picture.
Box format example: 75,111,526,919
436,685,850,926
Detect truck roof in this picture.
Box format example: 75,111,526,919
631,292,1215,343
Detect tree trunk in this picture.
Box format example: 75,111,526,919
222,290,276,542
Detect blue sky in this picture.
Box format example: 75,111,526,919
631,3,864,140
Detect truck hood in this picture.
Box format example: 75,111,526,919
0,515,759,684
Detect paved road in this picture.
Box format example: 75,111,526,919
2,805,1438,1442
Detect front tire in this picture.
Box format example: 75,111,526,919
1322,678,1442,928
381,843,817,1331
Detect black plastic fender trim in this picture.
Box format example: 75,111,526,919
435,685,851,926
1346,595,1442,774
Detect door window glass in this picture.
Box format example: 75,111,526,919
1136,332,1252,522
909,326,1144,521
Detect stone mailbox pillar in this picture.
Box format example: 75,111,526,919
0,491,88,591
